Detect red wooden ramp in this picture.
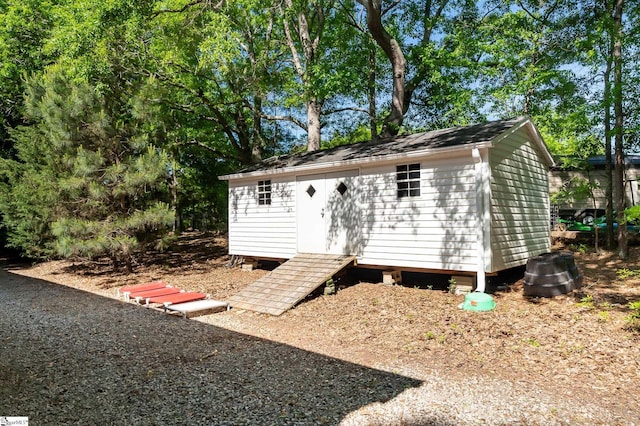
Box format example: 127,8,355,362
228,253,356,316
146,292,207,307
117,281,167,299
130,287,182,303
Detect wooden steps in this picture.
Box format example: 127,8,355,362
228,253,356,316
164,300,229,319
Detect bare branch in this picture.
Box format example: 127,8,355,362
310,3,326,53
142,68,243,152
421,0,449,46
151,0,224,19
280,3,306,79
515,0,560,25
260,112,307,131
324,106,369,115
382,0,401,16
178,140,235,160
340,0,366,32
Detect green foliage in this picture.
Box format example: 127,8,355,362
597,310,610,323
569,243,591,254
576,294,595,309
0,159,59,257
616,268,640,280
627,301,640,320
1,0,640,259
524,338,540,348
537,109,603,159
322,125,373,149
478,6,572,117
144,0,290,164
624,205,640,224
626,301,640,332
550,177,598,206
51,202,174,259
0,0,56,155
1,65,173,268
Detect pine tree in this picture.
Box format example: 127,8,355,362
0,66,174,271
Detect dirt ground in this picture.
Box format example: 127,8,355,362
4,232,640,422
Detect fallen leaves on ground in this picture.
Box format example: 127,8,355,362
5,232,640,420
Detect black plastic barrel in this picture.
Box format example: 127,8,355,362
524,252,583,297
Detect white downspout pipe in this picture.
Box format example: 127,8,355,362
472,148,487,293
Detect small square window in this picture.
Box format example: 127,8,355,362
397,163,420,198
258,180,271,205
337,182,348,196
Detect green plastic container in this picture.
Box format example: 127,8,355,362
460,292,496,312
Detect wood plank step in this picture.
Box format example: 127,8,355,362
117,281,167,298
164,300,229,319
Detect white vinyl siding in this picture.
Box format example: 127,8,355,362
490,128,550,271
223,119,553,276
228,178,296,258
356,157,479,271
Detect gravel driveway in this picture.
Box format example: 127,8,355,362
0,268,630,425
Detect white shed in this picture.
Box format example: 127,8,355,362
219,117,554,291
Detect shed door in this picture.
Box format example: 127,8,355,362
325,170,360,255
297,174,326,253
296,170,359,254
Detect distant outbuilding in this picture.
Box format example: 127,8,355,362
549,154,640,214
219,116,554,291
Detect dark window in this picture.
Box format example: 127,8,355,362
258,180,271,205
397,163,420,198
337,182,348,196
306,184,316,198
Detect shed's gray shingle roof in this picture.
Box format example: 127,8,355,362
231,117,525,176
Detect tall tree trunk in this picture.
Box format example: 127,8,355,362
170,161,180,234
306,99,321,151
361,0,406,138
522,50,540,116
124,254,133,274
585,168,599,252
368,42,378,142
281,0,326,151
613,0,627,259
603,41,615,249
252,96,264,162
358,0,452,137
